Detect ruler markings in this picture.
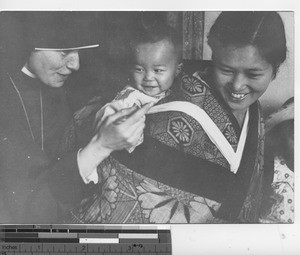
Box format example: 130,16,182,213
0,225,171,254
119,238,158,244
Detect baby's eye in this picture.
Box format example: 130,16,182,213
134,66,144,72
154,69,165,73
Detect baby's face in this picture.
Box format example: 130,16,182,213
130,39,180,97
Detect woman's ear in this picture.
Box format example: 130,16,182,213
176,62,183,76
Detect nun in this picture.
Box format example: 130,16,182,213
0,12,150,223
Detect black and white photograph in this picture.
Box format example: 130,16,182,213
0,10,294,224
0,1,298,253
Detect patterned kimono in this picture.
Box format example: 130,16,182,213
61,64,266,224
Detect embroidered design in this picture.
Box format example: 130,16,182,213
69,157,222,224
73,161,119,223
167,117,194,146
203,95,229,127
171,121,190,142
189,196,221,222
224,123,238,145
136,180,220,223
202,135,219,156
181,75,206,96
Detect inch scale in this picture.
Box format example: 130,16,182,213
0,225,172,254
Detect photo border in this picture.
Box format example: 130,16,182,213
0,0,299,254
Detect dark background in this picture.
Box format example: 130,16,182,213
0,11,205,112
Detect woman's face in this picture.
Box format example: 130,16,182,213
27,50,80,88
212,45,274,117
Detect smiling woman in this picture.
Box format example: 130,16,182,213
212,45,274,126
0,12,100,223
55,11,289,224
27,50,80,88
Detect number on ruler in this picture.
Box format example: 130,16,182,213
80,245,86,252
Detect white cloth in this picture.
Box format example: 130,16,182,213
77,148,99,184
95,85,168,153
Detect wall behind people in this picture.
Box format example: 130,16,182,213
203,11,294,117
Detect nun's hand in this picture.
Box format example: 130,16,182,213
77,102,153,182
91,102,153,154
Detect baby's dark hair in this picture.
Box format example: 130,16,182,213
129,16,182,61
207,11,287,77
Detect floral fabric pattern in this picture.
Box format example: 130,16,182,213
224,123,238,145
70,157,222,224
71,160,119,223
149,72,239,169
182,75,206,95
168,117,194,145
259,156,294,223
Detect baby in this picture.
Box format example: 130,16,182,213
95,22,182,152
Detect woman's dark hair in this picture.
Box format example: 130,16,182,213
207,11,287,77
129,13,182,61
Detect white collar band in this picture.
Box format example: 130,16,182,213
22,66,37,78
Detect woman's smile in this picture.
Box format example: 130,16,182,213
213,44,274,121
230,92,248,100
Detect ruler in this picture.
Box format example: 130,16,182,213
0,225,172,254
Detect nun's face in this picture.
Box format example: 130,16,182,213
27,50,80,88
